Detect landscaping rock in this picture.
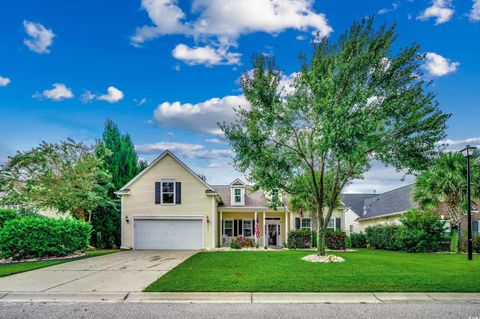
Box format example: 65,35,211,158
302,254,345,263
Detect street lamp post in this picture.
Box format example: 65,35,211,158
461,145,477,261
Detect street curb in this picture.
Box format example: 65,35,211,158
0,292,479,304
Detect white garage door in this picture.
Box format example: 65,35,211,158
133,218,203,250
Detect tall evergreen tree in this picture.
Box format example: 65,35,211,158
91,120,145,248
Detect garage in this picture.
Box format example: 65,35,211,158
133,218,203,250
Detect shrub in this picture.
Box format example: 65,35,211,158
0,208,20,229
232,236,254,248
365,225,400,250
229,241,241,249
350,233,367,248
474,235,480,253
350,232,367,248
325,230,347,250
395,209,447,253
90,205,120,249
0,216,92,260
287,229,312,249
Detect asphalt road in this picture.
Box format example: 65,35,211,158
1,302,480,319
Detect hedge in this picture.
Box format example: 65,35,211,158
365,225,400,250
350,232,367,248
0,208,20,229
288,229,347,250
0,216,92,260
287,229,312,248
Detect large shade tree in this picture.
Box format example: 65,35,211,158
413,152,480,252
221,18,450,255
0,139,112,221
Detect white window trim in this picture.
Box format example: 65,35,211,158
223,219,234,237
160,179,176,205
301,218,311,230
242,219,253,238
231,187,245,206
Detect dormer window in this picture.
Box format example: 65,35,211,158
234,188,242,203
229,178,246,206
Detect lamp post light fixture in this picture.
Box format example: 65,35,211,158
461,145,477,261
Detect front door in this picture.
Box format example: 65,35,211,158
267,224,277,246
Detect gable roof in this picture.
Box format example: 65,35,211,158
211,185,287,208
341,193,377,217
361,184,416,219
117,150,214,193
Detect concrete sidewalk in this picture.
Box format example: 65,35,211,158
0,292,479,304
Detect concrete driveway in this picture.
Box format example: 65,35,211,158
0,250,196,293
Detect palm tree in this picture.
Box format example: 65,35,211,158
413,151,480,252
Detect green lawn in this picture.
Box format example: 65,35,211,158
145,249,480,292
0,249,119,277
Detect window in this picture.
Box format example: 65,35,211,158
224,220,233,237
234,188,242,203
349,225,353,233
243,220,252,237
301,218,311,230
161,181,175,204
328,219,335,229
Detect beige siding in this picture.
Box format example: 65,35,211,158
121,154,215,249
357,215,402,232
344,209,360,235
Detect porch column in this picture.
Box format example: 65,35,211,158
285,210,288,244
254,211,258,244
263,211,266,247
219,210,223,247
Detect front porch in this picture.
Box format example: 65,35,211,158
217,209,290,248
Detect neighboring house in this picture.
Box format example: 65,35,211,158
0,192,63,218
342,185,416,233
116,150,345,250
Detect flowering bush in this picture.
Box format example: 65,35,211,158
232,236,255,247
325,230,347,250
287,229,312,249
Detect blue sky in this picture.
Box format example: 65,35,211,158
0,0,479,192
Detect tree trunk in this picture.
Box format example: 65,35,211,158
450,227,459,253
317,226,326,256
76,207,86,221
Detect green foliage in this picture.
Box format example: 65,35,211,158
350,232,367,248
474,236,480,254
0,217,91,260
229,241,242,249
395,209,447,252
287,229,312,248
220,17,449,255
231,236,254,248
325,230,348,250
413,152,480,252
365,225,400,250
0,139,113,220
0,208,20,229
91,120,145,248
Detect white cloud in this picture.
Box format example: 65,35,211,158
23,21,55,54
164,132,175,138
206,137,227,144
438,137,480,146
132,0,332,66
417,0,454,25
80,90,96,103
0,76,11,87
135,141,233,159
296,35,307,41
470,0,480,21
97,86,124,103
378,2,399,15
423,52,459,77
172,44,241,66
206,162,222,168
33,83,74,101
153,95,248,135
134,97,148,105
